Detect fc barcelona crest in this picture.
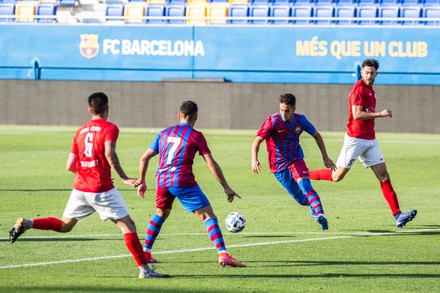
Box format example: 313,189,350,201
79,34,99,59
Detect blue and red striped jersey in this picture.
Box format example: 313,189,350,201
149,123,211,188
257,113,316,173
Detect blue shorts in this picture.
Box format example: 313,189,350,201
156,185,211,213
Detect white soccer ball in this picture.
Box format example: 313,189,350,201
225,212,246,233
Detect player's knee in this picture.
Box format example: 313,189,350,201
298,178,314,193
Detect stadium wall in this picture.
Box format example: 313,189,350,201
1,80,439,134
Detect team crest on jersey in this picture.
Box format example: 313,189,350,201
295,127,302,133
79,34,99,59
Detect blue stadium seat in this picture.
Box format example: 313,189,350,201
334,0,355,5
146,4,165,23
168,0,187,4
249,4,270,23
270,4,291,24
400,5,422,25
251,0,270,3
58,0,76,7
106,3,124,21
422,0,440,5
357,5,378,24
272,0,291,5
400,0,421,5
292,0,312,5
314,5,334,24
36,2,56,23
166,3,185,23
291,5,312,24
335,5,355,24
423,6,440,25
378,5,399,24
357,0,377,6
0,2,14,22
378,0,399,5
228,4,249,24
314,0,334,5
210,0,228,2
1,0,16,3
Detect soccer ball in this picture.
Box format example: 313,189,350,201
225,212,246,233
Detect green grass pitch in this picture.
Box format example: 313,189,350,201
1,125,439,292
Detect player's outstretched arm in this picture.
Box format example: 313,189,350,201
312,131,336,171
202,153,241,203
137,148,157,199
104,141,141,188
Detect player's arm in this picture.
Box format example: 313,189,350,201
66,153,78,174
251,136,264,174
352,105,392,120
137,148,157,199
202,153,241,203
312,131,336,171
104,141,140,187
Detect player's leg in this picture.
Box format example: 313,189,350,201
143,187,175,263
273,168,309,205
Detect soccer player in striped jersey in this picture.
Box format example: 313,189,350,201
309,59,417,228
137,100,245,267
252,93,336,231
8,92,168,279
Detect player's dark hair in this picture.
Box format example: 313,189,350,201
180,100,198,119
362,59,380,70
88,92,109,115
279,93,296,106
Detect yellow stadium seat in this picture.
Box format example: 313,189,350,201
186,4,207,25
229,0,249,4
15,1,36,22
187,0,209,3
124,2,146,23
207,3,229,24
149,0,167,3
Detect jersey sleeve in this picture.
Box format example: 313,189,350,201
257,116,275,139
350,85,364,106
300,114,317,136
195,132,211,156
105,124,119,143
148,132,161,153
70,132,79,155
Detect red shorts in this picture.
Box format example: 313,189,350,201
287,158,309,181
156,187,176,210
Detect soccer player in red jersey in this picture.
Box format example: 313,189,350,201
252,93,336,231
137,101,245,267
309,59,417,228
9,92,168,278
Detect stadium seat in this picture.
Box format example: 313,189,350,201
150,0,167,3
422,0,440,6
249,4,270,23
378,0,399,6
228,4,248,23
106,3,124,22
292,0,311,5
207,3,229,24
58,0,76,6
210,0,229,2
1,0,17,3
251,0,271,4
335,5,355,25
334,0,355,6
124,2,146,23
0,2,14,22
15,1,36,22
313,5,334,24
400,0,421,5
187,0,208,4
166,3,186,23
186,4,207,24
400,5,422,25
271,4,291,24
423,6,440,25
378,5,399,24
356,0,377,6
291,5,312,24
357,5,378,25
36,2,56,23
168,0,187,4
229,0,249,3
314,0,334,6
272,0,291,5
146,4,165,23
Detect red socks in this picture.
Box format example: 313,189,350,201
309,169,333,181
380,180,401,216
32,217,63,231
124,232,147,266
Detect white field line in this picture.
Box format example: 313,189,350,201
1,228,438,270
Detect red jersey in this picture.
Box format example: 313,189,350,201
70,118,118,192
346,79,376,140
